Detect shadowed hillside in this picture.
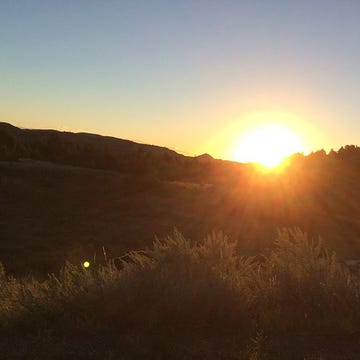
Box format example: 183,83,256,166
0,121,240,184
1,123,360,277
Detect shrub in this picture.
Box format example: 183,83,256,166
0,229,359,358
260,229,359,332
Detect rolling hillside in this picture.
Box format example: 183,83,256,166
1,123,360,277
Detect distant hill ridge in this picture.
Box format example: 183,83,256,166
0,121,179,155
0,122,230,182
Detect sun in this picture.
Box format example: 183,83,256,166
232,124,304,168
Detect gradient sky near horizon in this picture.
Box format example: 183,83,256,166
1,1,360,161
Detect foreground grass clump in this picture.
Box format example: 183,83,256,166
1,229,360,359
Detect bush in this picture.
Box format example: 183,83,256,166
256,229,359,332
0,229,359,358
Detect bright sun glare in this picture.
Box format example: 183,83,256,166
233,124,304,169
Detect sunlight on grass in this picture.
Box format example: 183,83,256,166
0,229,359,358
252,156,291,174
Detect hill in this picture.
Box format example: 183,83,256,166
1,122,360,277
0,122,244,184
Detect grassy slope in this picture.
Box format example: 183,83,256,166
1,156,360,277
1,125,360,357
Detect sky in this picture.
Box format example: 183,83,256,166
1,0,360,161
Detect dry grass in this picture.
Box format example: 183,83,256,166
1,229,360,358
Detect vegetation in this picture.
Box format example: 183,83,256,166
1,123,360,274
1,229,360,359
2,123,360,357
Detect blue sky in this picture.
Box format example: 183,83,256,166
1,0,360,160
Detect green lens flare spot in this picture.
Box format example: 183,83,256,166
83,261,90,268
